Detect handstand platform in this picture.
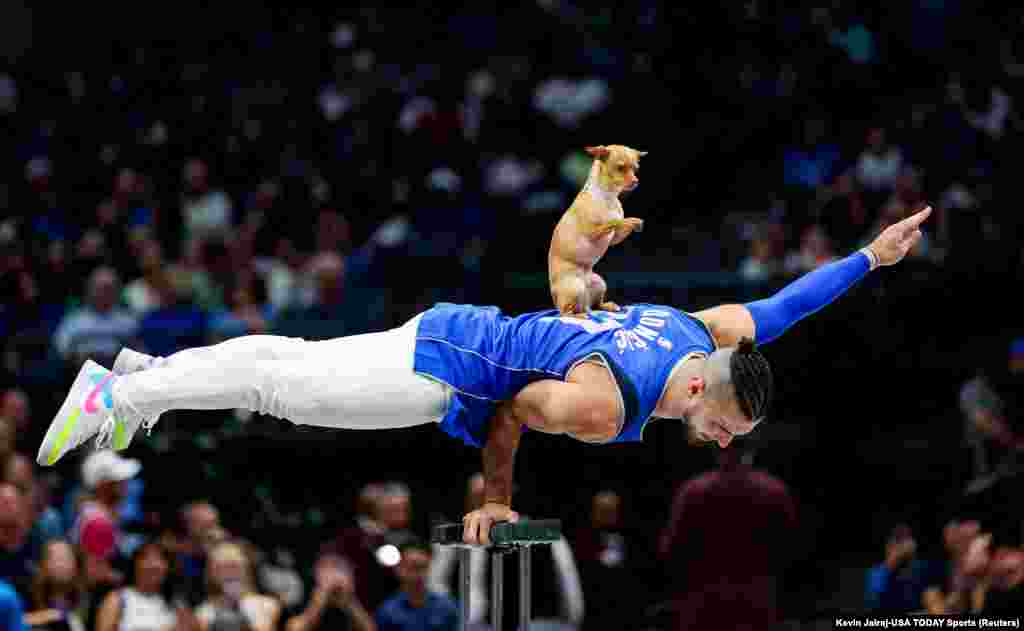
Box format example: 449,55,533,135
431,519,562,631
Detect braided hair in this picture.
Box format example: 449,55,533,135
730,337,773,422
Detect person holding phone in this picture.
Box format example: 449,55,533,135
286,553,376,631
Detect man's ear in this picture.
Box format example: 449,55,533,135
585,146,611,161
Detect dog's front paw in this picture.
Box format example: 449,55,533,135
597,301,621,312
623,218,644,232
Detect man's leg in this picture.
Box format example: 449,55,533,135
113,315,446,431
116,334,313,374
38,315,448,464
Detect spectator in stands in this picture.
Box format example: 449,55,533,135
783,224,837,276
0,577,28,631
3,453,64,549
182,159,234,246
52,266,138,368
175,500,224,608
855,127,904,195
96,540,196,631
924,520,986,614
782,117,841,193
319,483,395,610
274,251,356,339
0,417,14,470
980,546,1024,614
658,447,798,631
285,552,376,631
73,451,143,595
207,270,272,343
24,539,86,631
375,540,457,631
1,389,31,436
737,222,784,283
0,483,33,601
865,524,943,612
123,238,175,315
196,541,281,631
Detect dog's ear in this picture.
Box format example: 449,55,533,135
585,146,611,161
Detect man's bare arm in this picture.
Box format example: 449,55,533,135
463,370,621,545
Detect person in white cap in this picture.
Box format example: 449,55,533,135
73,450,141,597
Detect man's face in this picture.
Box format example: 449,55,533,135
687,387,759,449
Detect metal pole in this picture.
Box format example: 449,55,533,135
491,549,505,631
459,547,471,631
519,546,531,631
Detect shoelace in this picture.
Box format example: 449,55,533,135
95,417,116,450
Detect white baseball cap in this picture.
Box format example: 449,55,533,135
82,450,141,489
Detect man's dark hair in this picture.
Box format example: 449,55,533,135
730,338,772,422
398,537,432,559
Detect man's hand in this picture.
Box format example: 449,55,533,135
865,205,932,268
463,502,520,546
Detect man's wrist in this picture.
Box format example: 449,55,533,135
859,246,880,270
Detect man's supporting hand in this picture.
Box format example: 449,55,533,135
463,503,521,546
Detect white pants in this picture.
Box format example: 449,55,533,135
111,314,452,430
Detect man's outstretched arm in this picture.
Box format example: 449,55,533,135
695,206,932,348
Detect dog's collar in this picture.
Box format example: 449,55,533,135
583,177,619,204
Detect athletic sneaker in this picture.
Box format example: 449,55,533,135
112,348,156,375
37,360,119,466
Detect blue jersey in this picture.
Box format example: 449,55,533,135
413,303,718,448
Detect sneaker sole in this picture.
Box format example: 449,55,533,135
37,360,108,466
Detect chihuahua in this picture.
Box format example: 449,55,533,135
548,144,646,318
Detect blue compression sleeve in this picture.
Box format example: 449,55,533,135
744,251,872,345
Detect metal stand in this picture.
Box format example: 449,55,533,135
431,519,561,631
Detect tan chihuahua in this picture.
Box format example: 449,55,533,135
548,144,646,318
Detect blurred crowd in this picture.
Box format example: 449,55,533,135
2,1,1024,630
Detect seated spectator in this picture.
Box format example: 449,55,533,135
783,224,837,276
924,521,988,614
52,266,138,368
0,483,33,601
375,540,457,631
24,539,86,631
196,541,280,631
182,159,234,245
123,239,175,316
855,127,904,194
207,271,272,343
0,418,14,470
96,540,196,631
285,553,375,631
737,222,784,283
4,453,64,551
865,524,944,613
0,389,31,437
981,547,1024,614
174,501,225,608
72,451,143,596
0,577,28,631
